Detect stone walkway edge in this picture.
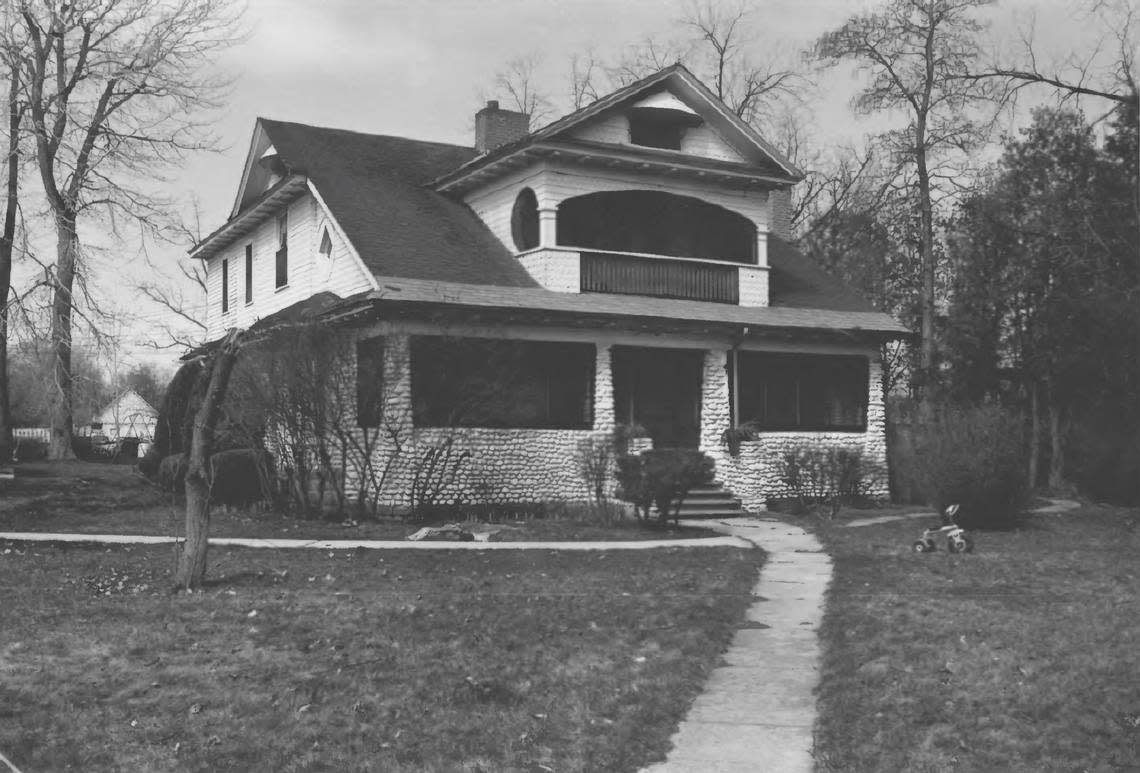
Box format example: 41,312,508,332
0,531,751,551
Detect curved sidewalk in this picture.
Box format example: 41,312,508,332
643,516,831,773
0,531,750,551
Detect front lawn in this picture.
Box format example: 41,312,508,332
814,504,1140,771
0,541,760,772
0,461,715,542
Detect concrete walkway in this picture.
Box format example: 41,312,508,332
0,531,750,551
643,516,830,773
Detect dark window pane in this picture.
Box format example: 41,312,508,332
221,258,229,313
244,244,253,304
411,337,593,429
511,188,539,250
356,337,385,427
629,116,684,149
735,352,867,431
275,246,288,288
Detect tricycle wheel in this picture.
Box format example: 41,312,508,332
913,539,931,553
949,536,968,554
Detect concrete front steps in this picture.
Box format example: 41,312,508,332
672,482,747,519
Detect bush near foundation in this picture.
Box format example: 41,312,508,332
158,453,188,493
901,403,1029,528
779,445,869,518
209,448,273,509
156,449,272,509
616,449,715,524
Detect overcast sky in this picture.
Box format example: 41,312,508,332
82,0,1119,374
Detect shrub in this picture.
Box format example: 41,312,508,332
615,449,715,524
13,436,48,462
779,445,869,518
158,453,188,493
903,403,1029,528
1067,414,1140,505
574,434,614,504
209,448,273,509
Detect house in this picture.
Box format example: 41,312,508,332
189,65,908,511
89,389,159,442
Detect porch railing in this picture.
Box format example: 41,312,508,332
579,251,739,304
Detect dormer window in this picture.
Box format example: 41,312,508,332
629,116,685,150
627,91,702,151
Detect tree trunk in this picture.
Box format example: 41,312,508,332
1047,380,1065,490
48,210,78,460
916,146,937,397
175,330,243,591
1028,380,1040,490
0,69,19,466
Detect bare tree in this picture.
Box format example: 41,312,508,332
815,0,999,393
488,52,555,128
685,1,803,128
175,327,241,591
964,0,1138,109
0,56,23,465
137,261,207,350
11,0,242,459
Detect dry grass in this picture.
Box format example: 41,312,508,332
813,504,1140,772
0,540,760,772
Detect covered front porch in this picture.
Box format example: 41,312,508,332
353,321,888,511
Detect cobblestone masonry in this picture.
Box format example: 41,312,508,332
699,349,890,511
335,334,888,510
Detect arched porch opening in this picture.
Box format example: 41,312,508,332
556,190,757,263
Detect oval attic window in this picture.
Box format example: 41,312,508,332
511,188,539,251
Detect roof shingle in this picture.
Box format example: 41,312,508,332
260,119,539,288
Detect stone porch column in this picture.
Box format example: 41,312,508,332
700,348,729,451
593,342,615,432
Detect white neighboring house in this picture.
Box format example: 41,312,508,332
89,389,159,442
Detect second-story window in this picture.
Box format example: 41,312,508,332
275,212,289,288
244,244,253,304
221,258,229,313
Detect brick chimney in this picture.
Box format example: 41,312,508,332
768,187,794,241
475,100,530,153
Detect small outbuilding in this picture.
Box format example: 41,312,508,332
89,389,159,442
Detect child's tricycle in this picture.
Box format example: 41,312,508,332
912,504,974,554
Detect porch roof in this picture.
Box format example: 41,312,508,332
328,277,911,340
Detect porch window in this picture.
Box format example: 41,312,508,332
356,337,385,427
731,353,868,431
411,336,594,429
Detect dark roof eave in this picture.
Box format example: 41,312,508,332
189,174,308,260
336,288,910,341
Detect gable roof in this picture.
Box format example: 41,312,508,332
433,64,803,191
767,236,878,313
95,389,159,421
257,119,539,288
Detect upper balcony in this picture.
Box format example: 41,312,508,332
511,189,769,306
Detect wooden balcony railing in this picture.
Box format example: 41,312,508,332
580,251,739,304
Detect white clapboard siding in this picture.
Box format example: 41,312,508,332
204,192,375,339
567,112,746,163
